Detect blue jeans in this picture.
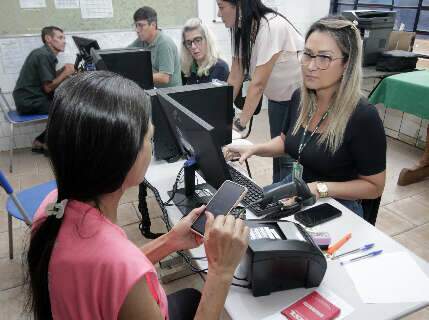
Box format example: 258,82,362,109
263,174,364,217
268,99,294,183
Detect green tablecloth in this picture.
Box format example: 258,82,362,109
368,70,429,120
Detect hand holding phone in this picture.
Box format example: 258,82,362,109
191,180,247,236
294,203,342,227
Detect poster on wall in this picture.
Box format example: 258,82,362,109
19,0,46,8
54,0,80,9
80,0,113,19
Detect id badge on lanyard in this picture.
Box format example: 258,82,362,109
293,161,303,180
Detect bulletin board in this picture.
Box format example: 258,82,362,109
0,0,197,36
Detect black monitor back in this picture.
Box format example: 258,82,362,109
95,48,154,90
149,82,234,160
157,93,230,189
72,36,100,57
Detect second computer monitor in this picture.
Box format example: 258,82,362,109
158,92,231,189
93,48,154,90
72,36,100,57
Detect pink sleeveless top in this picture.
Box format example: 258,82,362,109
33,190,169,320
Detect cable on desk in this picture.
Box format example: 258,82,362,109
143,175,208,274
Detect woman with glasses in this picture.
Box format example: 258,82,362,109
216,0,303,183
181,18,229,85
26,71,249,320
225,17,387,216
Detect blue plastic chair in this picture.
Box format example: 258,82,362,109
0,171,56,259
0,88,48,173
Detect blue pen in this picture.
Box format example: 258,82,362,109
340,250,383,266
332,243,375,260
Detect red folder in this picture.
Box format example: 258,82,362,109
281,291,340,320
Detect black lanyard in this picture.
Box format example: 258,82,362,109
297,110,330,163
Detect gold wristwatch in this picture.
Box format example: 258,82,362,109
316,182,329,198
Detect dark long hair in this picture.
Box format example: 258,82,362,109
26,71,151,320
224,0,297,74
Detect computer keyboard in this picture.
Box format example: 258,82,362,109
227,164,282,217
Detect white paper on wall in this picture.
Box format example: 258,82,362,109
0,40,26,74
54,0,80,9
19,0,46,8
80,0,113,19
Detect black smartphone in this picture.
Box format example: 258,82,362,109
294,203,342,227
191,180,247,236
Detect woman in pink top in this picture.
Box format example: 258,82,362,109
26,71,249,320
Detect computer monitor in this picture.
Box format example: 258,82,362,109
149,82,233,160
158,92,231,192
72,36,100,57
92,48,154,90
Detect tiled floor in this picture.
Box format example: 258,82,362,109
0,109,428,319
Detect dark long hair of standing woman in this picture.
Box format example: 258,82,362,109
25,71,150,320
224,0,296,74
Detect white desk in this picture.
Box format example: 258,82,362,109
145,159,429,320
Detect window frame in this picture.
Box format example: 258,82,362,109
330,0,429,36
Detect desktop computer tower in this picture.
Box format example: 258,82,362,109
148,82,234,160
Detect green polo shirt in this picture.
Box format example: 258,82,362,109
128,30,182,88
13,44,57,114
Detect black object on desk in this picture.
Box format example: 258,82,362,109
244,220,327,297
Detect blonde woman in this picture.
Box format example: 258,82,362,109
181,18,229,84
225,17,386,216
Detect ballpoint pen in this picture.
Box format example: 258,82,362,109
327,232,352,256
340,250,383,266
331,243,375,260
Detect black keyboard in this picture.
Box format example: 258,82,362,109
227,165,282,217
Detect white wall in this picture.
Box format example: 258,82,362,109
0,0,331,151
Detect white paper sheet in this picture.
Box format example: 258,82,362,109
19,0,46,8
54,0,80,9
261,287,354,320
345,251,429,304
0,40,26,74
80,0,113,19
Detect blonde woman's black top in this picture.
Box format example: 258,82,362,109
282,89,386,183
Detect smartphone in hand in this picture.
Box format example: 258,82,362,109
191,180,247,236
294,203,342,227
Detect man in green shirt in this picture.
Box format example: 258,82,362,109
13,26,75,152
129,6,182,88
129,7,182,239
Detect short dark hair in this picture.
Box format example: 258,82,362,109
26,71,151,319
41,26,63,44
133,6,157,27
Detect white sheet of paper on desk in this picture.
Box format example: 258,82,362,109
345,251,429,304
261,287,354,320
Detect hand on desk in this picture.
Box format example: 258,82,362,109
169,206,205,251
204,213,249,277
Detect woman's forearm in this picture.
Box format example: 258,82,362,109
239,82,264,125
252,136,286,158
325,178,384,200
194,272,233,320
140,232,176,264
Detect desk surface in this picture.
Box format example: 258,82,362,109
145,159,429,320
369,70,429,120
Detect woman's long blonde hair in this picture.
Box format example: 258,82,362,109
293,17,363,154
180,18,221,77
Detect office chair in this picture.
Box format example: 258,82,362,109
0,171,56,259
234,83,263,139
0,88,48,173
233,82,263,178
361,197,382,226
